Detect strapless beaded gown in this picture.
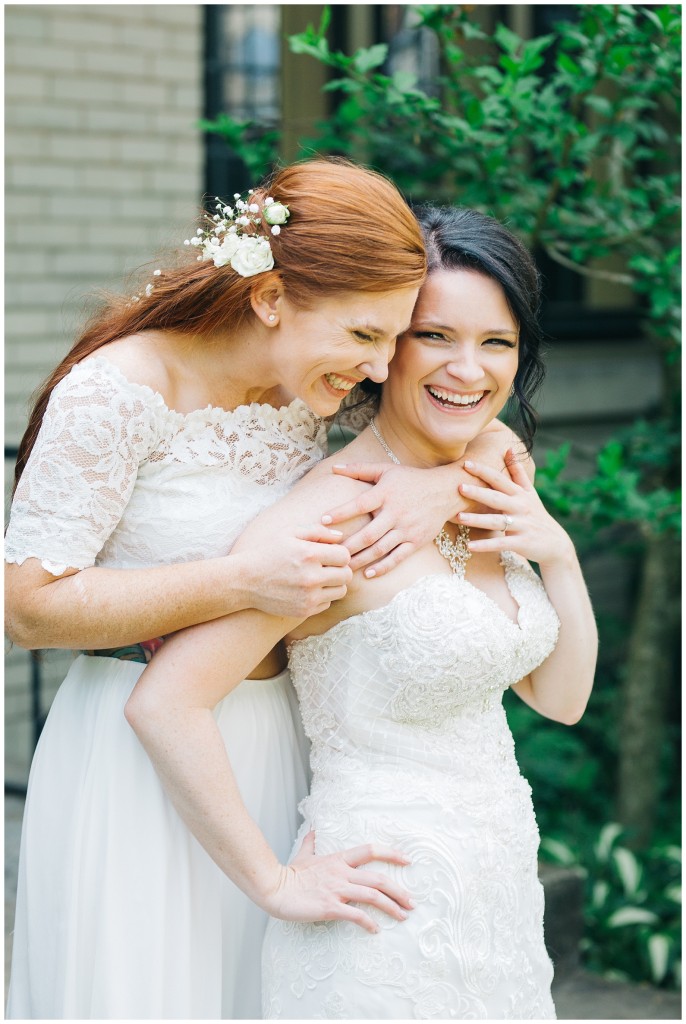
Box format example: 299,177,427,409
262,554,560,1020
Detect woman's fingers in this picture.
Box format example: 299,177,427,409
348,528,404,570
341,842,411,869
280,840,415,934
330,462,388,484
360,542,415,579
343,882,409,921
349,869,414,911
459,483,510,510
341,514,390,558
504,447,535,486
465,455,534,493
321,489,381,527
296,524,347,547
300,831,316,855
458,511,515,532
328,903,380,934
467,534,514,554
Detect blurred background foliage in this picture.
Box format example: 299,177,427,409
203,4,681,989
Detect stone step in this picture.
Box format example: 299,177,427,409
553,968,682,1020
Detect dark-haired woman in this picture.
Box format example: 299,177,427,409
129,206,597,1019
5,166,518,1020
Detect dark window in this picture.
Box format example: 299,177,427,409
203,5,281,198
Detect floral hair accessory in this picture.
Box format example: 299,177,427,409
184,193,291,277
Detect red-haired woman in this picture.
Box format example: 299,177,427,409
6,161,520,1020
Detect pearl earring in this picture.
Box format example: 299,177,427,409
268,314,276,322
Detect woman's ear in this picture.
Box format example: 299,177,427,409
250,273,284,328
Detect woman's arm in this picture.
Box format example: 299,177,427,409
5,524,351,650
457,454,597,725
323,420,530,576
5,360,352,650
125,471,413,933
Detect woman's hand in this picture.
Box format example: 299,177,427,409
457,450,576,569
322,462,460,577
232,520,353,619
321,424,531,578
265,831,413,934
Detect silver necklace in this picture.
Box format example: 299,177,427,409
369,417,472,578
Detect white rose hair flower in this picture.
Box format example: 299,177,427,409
230,236,274,277
263,201,290,226
183,189,290,277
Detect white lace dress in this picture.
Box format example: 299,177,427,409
5,356,328,1020
262,558,560,1020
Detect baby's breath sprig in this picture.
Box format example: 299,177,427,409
183,191,290,278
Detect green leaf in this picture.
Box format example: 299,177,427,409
318,4,332,37
353,43,388,74
391,70,419,92
466,98,485,128
664,884,682,904
607,906,659,928
647,933,672,984
556,52,581,76
322,78,361,94
494,21,522,56
289,34,330,61
592,880,610,909
584,94,614,118
612,847,642,897
540,836,577,866
595,822,624,863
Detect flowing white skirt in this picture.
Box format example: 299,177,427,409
6,654,310,1020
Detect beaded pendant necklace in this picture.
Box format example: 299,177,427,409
369,417,472,578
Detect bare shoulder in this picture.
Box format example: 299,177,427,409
82,334,174,396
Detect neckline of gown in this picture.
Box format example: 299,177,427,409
79,355,319,429
289,554,529,654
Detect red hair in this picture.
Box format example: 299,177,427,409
14,159,426,489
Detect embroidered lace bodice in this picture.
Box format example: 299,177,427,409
5,356,328,575
291,558,559,829
262,560,560,1019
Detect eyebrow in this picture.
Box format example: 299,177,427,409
352,322,412,337
415,321,518,336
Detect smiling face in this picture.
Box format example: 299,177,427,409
274,286,419,416
378,269,519,465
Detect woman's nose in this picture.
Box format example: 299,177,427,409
359,341,394,384
359,356,390,384
446,351,484,384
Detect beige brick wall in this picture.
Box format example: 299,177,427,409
5,3,204,786
5,3,204,445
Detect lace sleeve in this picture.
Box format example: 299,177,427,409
325,385,379,439
5,360,162,576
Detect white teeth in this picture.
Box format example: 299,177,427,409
325,373,356,392
427,386,484,406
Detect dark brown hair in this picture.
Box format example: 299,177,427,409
14,158,426,489
359,205,545,452
418,205,544,451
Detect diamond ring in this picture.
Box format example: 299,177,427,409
502,515,513,531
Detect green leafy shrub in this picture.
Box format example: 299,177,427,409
541,825,681,988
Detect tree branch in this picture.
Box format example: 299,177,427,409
543,243,635,285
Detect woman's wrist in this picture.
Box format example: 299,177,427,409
537,536,580,575
219,549,258,612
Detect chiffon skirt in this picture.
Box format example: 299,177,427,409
6,654,310,1020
